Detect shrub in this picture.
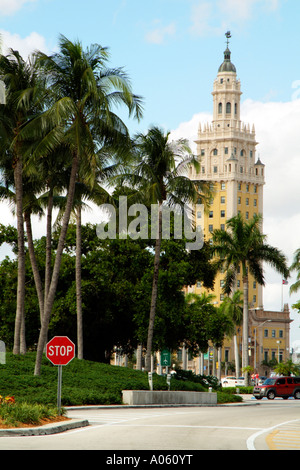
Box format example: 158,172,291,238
0,402,61,427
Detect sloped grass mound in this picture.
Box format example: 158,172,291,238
0,352,240,405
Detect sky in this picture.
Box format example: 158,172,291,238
0,0,300,349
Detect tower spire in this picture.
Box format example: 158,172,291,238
218,31,236,73
225,31,231,48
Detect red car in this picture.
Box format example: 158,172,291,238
253,376,300,400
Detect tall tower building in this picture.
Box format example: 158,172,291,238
189,33,265,308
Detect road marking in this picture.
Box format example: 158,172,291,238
247,418,300,450
265,423,300,450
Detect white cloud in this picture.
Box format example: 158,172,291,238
0,0,37,16
189,0,280,35
0,29,50,59
217,0,278,20
145,21,176,44
190,2,224,36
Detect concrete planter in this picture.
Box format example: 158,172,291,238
122,390,217,406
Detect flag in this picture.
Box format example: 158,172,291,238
282,279,288,285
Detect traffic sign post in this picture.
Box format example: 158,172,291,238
46,336,75,414
161,349,171,368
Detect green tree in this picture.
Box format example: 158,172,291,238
219,291,243,377
31,36,142,375
184,293,234,371
289,248,300,294
0,49,44,354
274,359,300,376
119,126,210,371
212,213,289,385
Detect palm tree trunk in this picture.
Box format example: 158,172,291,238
242,274,249,385
233,334,240,378
24,211,44,324
34,153,79,375
145,202,162,372
13,156,26,355
136,344,142,370
76,207,83,359
217,347,222,382
44,188,53,306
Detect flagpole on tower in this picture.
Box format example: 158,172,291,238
281,279,288,310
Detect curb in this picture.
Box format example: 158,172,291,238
0,419,89,437
0,395,257,436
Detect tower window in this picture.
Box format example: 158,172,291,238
235,103,237,115
226,102,231,114
218,103,222,113
213,148,218,155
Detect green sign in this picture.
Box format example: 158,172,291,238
161,349,171,367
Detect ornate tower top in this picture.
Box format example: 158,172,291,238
218,31,236,74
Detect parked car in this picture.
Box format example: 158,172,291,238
221,376,237,387
221,376,249,387
253,376,300,400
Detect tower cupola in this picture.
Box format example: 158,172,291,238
218,31,236,73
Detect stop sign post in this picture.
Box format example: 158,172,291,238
46,336,75,414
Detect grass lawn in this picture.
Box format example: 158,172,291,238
0,352,242,426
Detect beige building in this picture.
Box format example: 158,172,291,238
182,35,292,377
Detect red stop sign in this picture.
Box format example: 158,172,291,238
46,336,75,366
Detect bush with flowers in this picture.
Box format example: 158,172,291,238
0,395,15,405
0,395,62,428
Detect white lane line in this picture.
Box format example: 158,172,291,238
247,418,300,450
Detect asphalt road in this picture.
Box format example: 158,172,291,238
0,396,300,453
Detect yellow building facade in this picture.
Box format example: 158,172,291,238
182,36,292,377
188,38,265,308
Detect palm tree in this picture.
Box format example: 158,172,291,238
289,248,300,294
219,291,243,377
55,174,114,360
32,36,142,375
212,213,289,385
0,49,44,354
119,126,210,371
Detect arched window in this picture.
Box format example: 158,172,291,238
235,103,237,115
226,102,231,114
218,102,222,114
